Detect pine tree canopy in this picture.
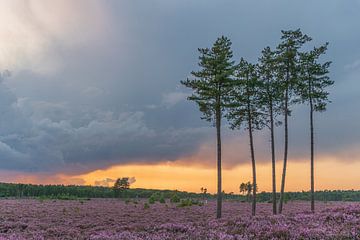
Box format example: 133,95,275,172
181,36,235,123
298,43,333,112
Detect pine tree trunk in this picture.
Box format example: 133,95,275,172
216,104,222,219
310,83,315,213
279,87,289,214
269,101,277,215
247,103,256,216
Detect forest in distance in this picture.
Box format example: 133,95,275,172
1,182,360,203
1,1,360,239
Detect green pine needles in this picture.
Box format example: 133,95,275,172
181,29,333,218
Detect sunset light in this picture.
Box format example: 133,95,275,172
0,1,360,239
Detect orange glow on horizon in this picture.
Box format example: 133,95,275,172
76,159,360,193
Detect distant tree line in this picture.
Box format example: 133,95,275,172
0,182,200,199
181,29,333,218
1,182,359,203
255,190,360,203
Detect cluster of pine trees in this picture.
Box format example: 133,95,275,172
181,29,333,218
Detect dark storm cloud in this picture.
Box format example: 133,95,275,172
0,80,211,173
0,0,359,173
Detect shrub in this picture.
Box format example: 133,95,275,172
177,199,193,207
144,203,150,209
170,193,180,203
177,198,204,207
159,194,166,204
148,195,156,204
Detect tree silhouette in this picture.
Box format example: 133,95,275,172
240,181,258,203
200,187,208,203
258,47,283,214
239,182,247,196
297,43,333,212
276,29,311,213
113,177,130,197
227,58,265,216
181,36,235,218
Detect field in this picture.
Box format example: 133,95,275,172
0,199,359,240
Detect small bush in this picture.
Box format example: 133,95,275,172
170,193,180,203
144,203,150,209
191,199,202,206
177,199,193,207
37,194,90,201
177,198,204,207
159,194,166,203
148,196,156,204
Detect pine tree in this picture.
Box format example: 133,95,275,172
277,29,311,213
258,47,283,214
226,58,264,216
297,43,333,212
181,36,235,219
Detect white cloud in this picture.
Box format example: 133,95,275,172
162,91,188,108
0,0,110,74
344,59,360,71
81,86,105,97
94,177,136,187
94,178,116,187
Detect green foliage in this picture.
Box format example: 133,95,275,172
36,194,90,201
148,193,157,204
258,46,283,124
147,192,166,204
0,182,203,200
226,58,265,131
297,43,333,110
113,178,130,190
170,193,180,203
113,177,131,198
177,198,203,207
275,29,313,213
276,29,312,99
284,194,289,204
144,202,150,209
177,199,193,207
159,194,166,203
181,36,235,123
181,35,236,218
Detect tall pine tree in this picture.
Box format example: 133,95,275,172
276,29,311,213
258,47,282,214
226,58,264,216
298,43,333,212
181,36,235,219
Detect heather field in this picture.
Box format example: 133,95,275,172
0,199,359,240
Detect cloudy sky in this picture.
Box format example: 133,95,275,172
0,0,359,192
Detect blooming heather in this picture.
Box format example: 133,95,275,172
0,199,359,239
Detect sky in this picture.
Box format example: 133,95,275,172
0,0,359,193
